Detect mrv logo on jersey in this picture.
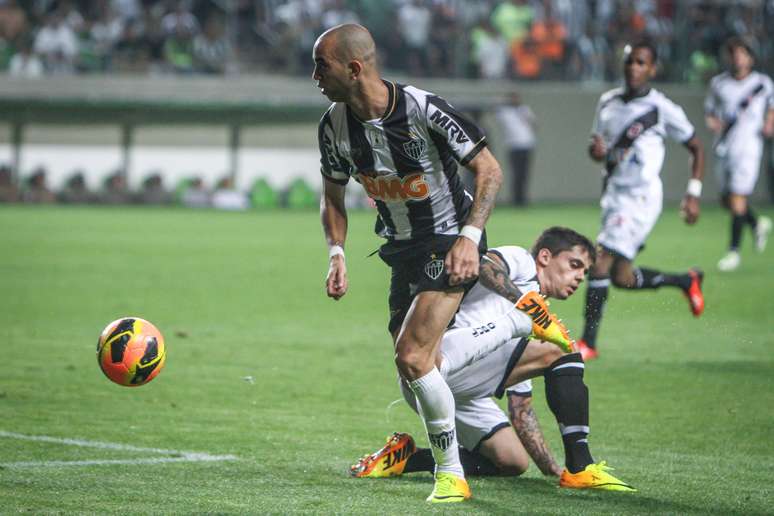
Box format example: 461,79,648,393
429,110,470,144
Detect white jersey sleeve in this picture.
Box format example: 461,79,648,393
505,379,533,397
489,246,540,293
661,96,695,143
704,75,723,118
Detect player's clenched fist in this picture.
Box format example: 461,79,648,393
446,237,480,286
326,255,348,300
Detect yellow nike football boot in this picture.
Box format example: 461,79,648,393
349,432,416,478
515,290,574,353
559,461,636,492
426,472,472,503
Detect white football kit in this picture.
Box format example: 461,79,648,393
402,246,539,451
705,71,774,195
592,87,696,259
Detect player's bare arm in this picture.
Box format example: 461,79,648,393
764,108,774,138
704,114,724,135
446,147,502,286
478,252,525,304
507,395,562,476
588,134,607,162
321,177,349,300
680,135,705,225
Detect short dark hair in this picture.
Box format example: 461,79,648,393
531,226,596,264
725,36,755,59
630,39,658,63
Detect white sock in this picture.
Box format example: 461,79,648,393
440,308,531,377
409,367,464,478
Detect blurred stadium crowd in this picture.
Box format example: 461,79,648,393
1,0,772,81
0,163,321,209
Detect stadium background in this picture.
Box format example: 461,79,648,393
1,0,773,204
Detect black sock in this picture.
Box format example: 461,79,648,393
631,267,691,290
404,447,501,476
731,214,745,250
459,447,501,476
544,353,593,474
745,207,758,231
582,279,609,348
403,447,435,473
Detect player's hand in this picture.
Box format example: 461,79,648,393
680,194,700,225
588,134,607,162
325,255,348,300
445,236,479,286
515,291,573,353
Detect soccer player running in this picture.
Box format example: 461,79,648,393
351,227,634,491
705,37,774,272
315,24,570,503
576,40,706,361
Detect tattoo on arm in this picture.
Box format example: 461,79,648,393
468,169,500,228
509,395,561,476
479,254,524,304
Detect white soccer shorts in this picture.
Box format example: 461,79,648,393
715,145,762,196
597,183,662,260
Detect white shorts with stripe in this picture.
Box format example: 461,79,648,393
597,182,662,260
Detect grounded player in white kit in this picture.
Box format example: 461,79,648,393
705,37,774,272
576,40,707,361
351,227,635,492
315,24,571,503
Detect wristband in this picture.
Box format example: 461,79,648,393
328,245,345,259
459,225,482,246
686,178,702,198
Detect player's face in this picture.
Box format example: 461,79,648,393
623,47,655,91
312,37,349,102
729,46,753,76
539,245,592,300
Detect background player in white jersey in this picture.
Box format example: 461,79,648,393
576,41,706,361
315,24,570,503
351,227,634,491
705,37,774,272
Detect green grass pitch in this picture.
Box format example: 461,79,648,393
0,203,772,514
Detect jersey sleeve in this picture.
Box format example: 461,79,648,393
425,95,487,166
590,95,604,136
318,111,351,185
505,379,533,397
704,78,721,117
766,75,774,111
489,246,538,289
662,97,695,143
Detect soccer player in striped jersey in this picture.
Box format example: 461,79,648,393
351,227,634,491
315,24,570,503
576,40,706,361
705,37,774,272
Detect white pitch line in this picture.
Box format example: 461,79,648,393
0,430,237,469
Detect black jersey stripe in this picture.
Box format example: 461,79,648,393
345,106,376,172
428,129,469,228
386,86,435,239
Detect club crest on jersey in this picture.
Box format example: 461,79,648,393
424,259,444,280
626,122,645,140
403,132,427,161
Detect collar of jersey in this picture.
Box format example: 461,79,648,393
620,86,651,103
348,80,397,123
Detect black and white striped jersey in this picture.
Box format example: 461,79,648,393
318,81,487,241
